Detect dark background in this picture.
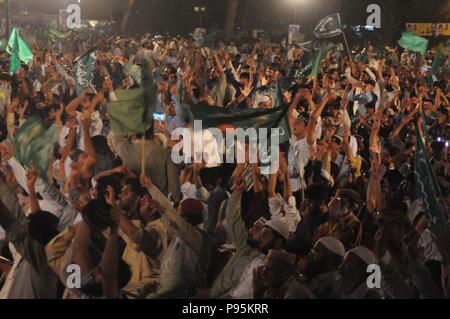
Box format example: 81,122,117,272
2,0,450,43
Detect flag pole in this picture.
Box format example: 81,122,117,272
342,31,352,62
140,133,146,177
311,76,318,99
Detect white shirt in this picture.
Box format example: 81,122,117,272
418,229,443,262
229,254,265,299
288,136,315,192
0,244,21,299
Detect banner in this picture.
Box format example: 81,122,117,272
406,23,450,36
190,103,291,145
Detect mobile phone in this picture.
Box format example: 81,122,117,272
153,113,165,121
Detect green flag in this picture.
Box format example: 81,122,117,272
7,28,33,75
40,21,67,43
398,32,428,56
190,103,291,145
124,63,142,86
432,43,447,75
414,128,447,229
307,42,335,78
73,47,98,96
108,60,156,134
13,116,57,181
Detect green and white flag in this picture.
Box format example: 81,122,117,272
313,13,342,39
108,60,157,134
40,21,67,44
73,47,98,95
13,116,57,181
432,43,449,76
398,32,428,56
307,42,336,78
414,128,447,229
7,28,33,75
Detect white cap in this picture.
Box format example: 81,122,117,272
348,246,376,265
265,218,290,240
315,237,346,257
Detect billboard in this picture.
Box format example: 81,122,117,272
406,23,450,36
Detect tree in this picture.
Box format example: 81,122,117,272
224,0,239,42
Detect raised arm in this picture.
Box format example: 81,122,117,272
307,93,331,146
288,90,303,132
213,51,224,75
141,175,202,252
388,109,417,141
251,162,264,193
101,224,120,299
80,112,97,158
369,111,382,156
66,89,90,117
25,165,41,213
72,220,94,278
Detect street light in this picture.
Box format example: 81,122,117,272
194,5,206,28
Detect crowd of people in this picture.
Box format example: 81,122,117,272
0,26,449,299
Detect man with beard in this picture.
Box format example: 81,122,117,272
302,237,346,299
225,218,290,299
118,178,147,219
253,249,315,299
252,64,279,109
287,184,330,257
105,185,168,298
331,246,383,299
210,177,290,298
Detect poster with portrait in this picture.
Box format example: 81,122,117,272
288,24,301,45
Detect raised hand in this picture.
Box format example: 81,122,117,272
26,164,38,190
140,174,154,190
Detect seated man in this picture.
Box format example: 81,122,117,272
302,237,346,299
253,249,315,299
0,172,59,299
331,246,383,299
141,175,211,299
105,184,168,298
